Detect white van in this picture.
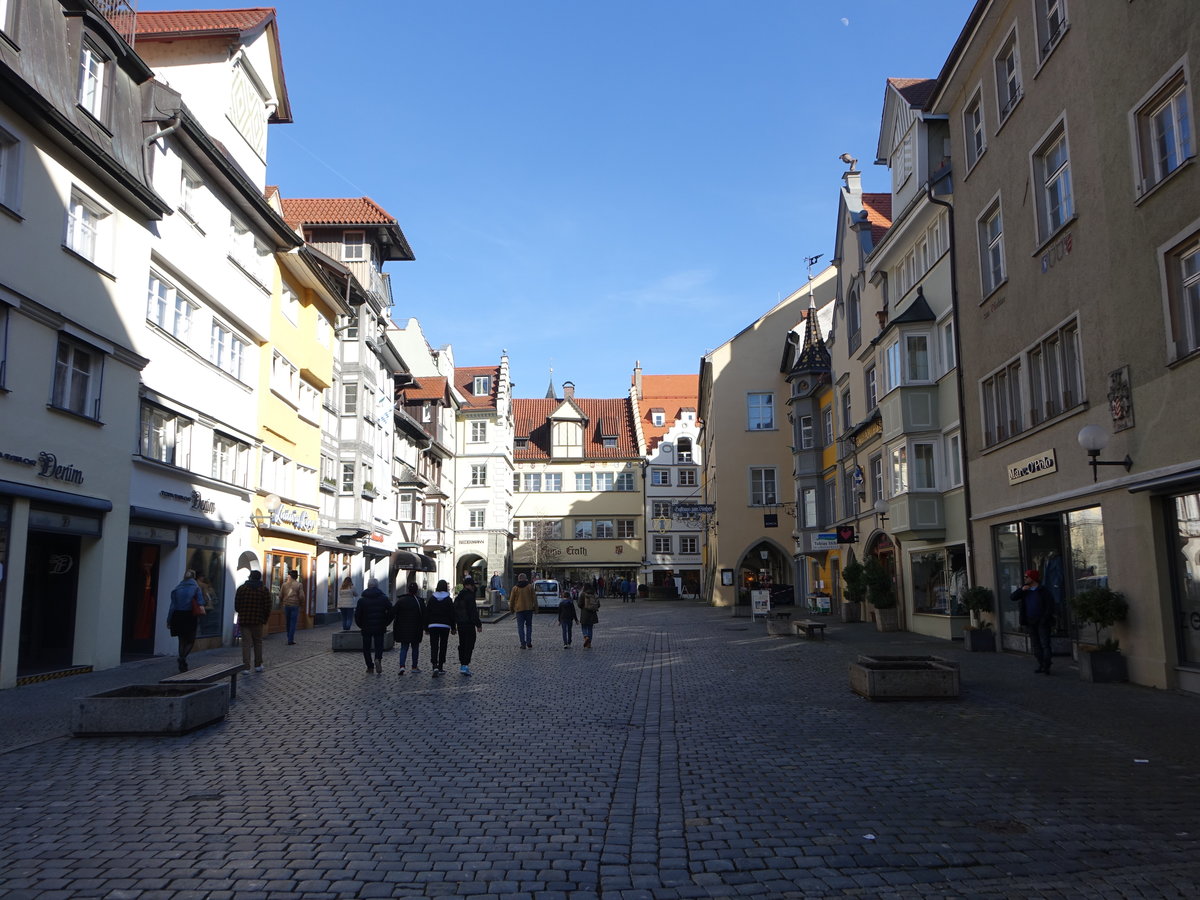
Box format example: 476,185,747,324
534,579,561,611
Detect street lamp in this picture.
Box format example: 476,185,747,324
1077,424,1132,482
873,498,889,526
249,493,282,526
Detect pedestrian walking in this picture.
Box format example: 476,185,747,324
1012,569,1056,674
426,579,456,675
279,569,305,644
454,575,483,675
166,569,205,671
337,576,357,631
578,587,600,648
489,572,506,604
233,570,271,673
354,577,394,675
509,573,537,648
557,592,577,648
392,580,427,675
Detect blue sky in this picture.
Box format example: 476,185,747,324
141,0,971,398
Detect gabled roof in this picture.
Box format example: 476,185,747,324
135,8,291,123
638,374,699,451
281,196,415,261
888,77,936,109
401,376,449,402
513,398,638,460
862,193,893,245
454,366,499,410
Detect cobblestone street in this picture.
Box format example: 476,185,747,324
1,600,1199,899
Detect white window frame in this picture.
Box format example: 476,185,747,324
994,28,1022,123
1130,61,1194,198
749,467,777,506
270,351,299,407
209,319,248,381
940,318,957,376
544,473,562,492
78,39,107,120
281,285,300,326
679,536,698,555
981,359,1023,446
523,473,542,492
340,462,355,494
595,472,614,492
595,519,614,539
978,196,1006,296
575,471,592,492
146,271,193,342
1033,0,1068,65
342,230,366,261
870,454,884,503
616,519,635,539
945,432,963,488
890,444,909,495
652,500,672,519
653,535,672,555
678,468,697,487
66,188,109,265
1032,119,1074,243
0,121,23,212
964,87,986,171
651,410,665,426
575,520,594,540
472,375,491,395
470,420,487,443
470,464,487,486
651,468,671,486
468,508,486,529
212,432,250,487
800,487,818,529
677,437,693,462
616,471,635,491
1160,225,1200,361
822,407,834,446
179,166,203,225
140,401,191,467
52,336,102,419
747,392,774,430
799,415,815,450
1028,317,1082,424
866,364,878,409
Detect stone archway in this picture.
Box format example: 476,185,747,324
736,539,793,606
456,553,487,590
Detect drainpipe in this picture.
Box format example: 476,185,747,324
143,116,181,178
925,178,976,587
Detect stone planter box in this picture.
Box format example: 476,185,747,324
873,607,901,632
840,601,861,623
1078,648,1128,683
72,684,228,736
850,655,960,700
963,628,996,652
332,631,395,652
766,612,793,636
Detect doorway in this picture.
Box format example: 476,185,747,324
19,532,81,675
122,543,160,659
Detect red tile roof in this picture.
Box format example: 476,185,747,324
862,193,893,245
134,9,276,37
513,398,639,460
280,197,400,228
888,77,936,109
401,376,448,402
638,375,700,450
454,366,499,409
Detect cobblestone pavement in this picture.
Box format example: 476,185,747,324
1,601,1199,899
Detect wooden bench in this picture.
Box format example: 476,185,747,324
160,662,244,700
793,619,828,640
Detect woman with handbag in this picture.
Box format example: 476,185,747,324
166,569,206,672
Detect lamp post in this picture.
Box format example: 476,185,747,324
1077,424,1132,482
873,498,889,527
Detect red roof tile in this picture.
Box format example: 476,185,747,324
280,197,400,228
135,9,276,38
888,77,936,109
401,376,448,402
638,375,699,450
862,193,893,245
454,366,499,409
513,398,638,460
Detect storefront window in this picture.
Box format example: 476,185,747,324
267,551,309,610
1067,507,1107,591
910,545,967,614
186,532,226,639
1170,492,1200,667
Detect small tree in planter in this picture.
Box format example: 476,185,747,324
841,559,867,623
1070,586,1129,682
863,556,899,632
960,585,996,651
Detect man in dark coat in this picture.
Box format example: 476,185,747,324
234,570,271,673
392,581,427,675
355,577,394,675
1011,569,1056,674
453,575,484,676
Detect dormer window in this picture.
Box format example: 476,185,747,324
78,39,108,120
343,230,366,261
473,375,491,395
602,436,617,448
677,438,693,463
650,409,665,426
514,437,529,449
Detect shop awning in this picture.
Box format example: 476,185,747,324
389,549,425,579
236,551,261,571
419,554,438,572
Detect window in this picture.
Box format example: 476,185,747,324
342,382,358,415
78,40,107,119
270,352,299,406
472,375,491,395
299,383,320,423
848,287,862,352
941,320,957,375
678,468,697,487
575,472,592,492
343,230,366,261
995,30,1022,121
945,432,963,488
882,340,901,393
964,90,986,169
522,473,542,492
574,520,594,539
750,467,777,506
421,402,432,423
747,392,774,430
680,536,698,555
907,334,930,382
677,438,693,462
280,286,299,326
842,467,858,519
602,436,617,448
1033,123,1073,241
801,487,818,528
212,433,250,486
146,272,193,341
423,504,439,530
890,445,909,494
824,478,836,526
652,500,672,519
870,454,884,503
651,468,671,486
800,415,814,450
180,168,202,223
66,189,108,264
616,471,634,491
544,473,562,492
140,402,191,467
841,390,852,431
979,199,1006,294
651,410,665,426
52,337,101,418
616,520,635,539
653,535,672,554
1034,0,1067,62
340,462,355,493
822,407,834,446
229,216,271,285
1029,318,1082,423
595,472,614,491
471,464,487,486
1132,65,1194,195
981,359,1023,445
912,443,936,490
911,545,968,615
1165,232,1200,360
0,123,22,211
470,421,487,443
865,365,878,409
260,448,293,498
468,509,485,529
595,520,614,539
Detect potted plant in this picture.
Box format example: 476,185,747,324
960,585,996,652
841,559,866,623
863,556,899,632
1070,586,1129,682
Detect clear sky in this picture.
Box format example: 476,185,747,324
140,0,971,399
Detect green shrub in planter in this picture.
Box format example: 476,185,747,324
961,585,995,629
842,560,868,605
863,557,896,609
1070,586,1128,651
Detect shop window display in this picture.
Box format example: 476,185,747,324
910,546,967,615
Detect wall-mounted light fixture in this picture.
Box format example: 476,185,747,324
249,493,282,526
1077,424,1132,482
873,498,889,526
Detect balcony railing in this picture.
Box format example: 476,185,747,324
96,0,138,46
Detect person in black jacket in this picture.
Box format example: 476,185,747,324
453,575,484,676
1011,568,1056,674
355,577,394,675
392,580,427,676
425,579,456,676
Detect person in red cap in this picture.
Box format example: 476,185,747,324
1011,569,1056,674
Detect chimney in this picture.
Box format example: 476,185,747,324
634,360,643,400
562,381,575,401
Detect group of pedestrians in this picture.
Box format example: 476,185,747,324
595,575,639,602
355,576,483,676
556,587,601,648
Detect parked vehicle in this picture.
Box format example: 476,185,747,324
534,579,561,611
